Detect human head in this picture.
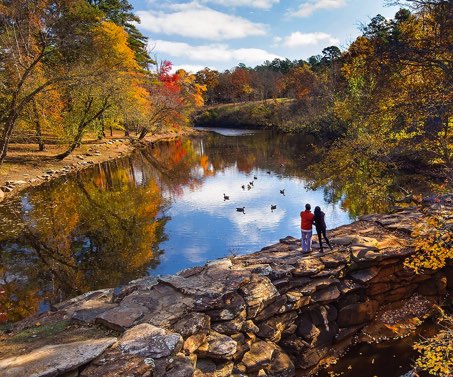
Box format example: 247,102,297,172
305,203,311,211
314,206,321,214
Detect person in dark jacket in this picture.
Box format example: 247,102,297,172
313,206,333,252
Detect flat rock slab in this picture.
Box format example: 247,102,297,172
351,267,380,283
0,337,116,377
53,288,113,313
119,323,183,358
72,302,118,324
311,285,341,303
330,236,357,245
159,259,251,302
172,313,211,338
79,349,154,377
123,284,195,328
320,253,349,268
96,304,146,331
293,258,325,277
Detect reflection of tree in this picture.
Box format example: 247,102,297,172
304,135,439,217
0,159,169,323
0,242,42,323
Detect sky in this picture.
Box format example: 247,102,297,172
129,0,401,72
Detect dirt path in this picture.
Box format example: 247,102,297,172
0,129,194,202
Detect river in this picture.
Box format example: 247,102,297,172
0,128,440,376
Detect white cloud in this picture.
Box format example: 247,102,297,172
279,31,339,47
172,64,208,73
136,3,267,40
151,40,282,66
290,0,347,17
201,0,280,10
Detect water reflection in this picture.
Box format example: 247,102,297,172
0,158,168,322
0,130,434,323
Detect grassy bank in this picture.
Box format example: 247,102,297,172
193,99,294,129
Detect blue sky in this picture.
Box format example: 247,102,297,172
129,0,401,72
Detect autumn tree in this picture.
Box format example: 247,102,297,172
230,67,253,102
0,0,103,164
57,21,147,158
136,61,205,140
195,67,220,105
86,0,153,68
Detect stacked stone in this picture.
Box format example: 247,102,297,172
1,196,452,377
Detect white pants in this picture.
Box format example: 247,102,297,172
301,230,312,252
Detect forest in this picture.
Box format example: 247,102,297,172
0,0,452,375
0,0,206,165
0,0,451,187
195,0,452,187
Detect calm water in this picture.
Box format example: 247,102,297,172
313,320,438,377
0,129,433,323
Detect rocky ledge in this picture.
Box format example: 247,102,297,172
1,195,452,377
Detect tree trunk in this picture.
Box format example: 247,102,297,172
0,115,17,165
56,129,83,160
110,126,113,137
56,98,110,160
138,127,148,140
98,116,105,140
33,100,45,151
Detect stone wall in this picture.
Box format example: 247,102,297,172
1,195,452,377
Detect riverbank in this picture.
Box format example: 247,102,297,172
0,128,195,202
1,195,451,377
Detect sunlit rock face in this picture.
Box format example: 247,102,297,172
1,195,451,377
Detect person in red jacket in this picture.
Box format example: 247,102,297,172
300,203,314,253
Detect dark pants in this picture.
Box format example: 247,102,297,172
316,227,332,252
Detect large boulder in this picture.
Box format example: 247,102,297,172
153,354,195,377
203,293,246,321
196,331,237,360
211,309,246,335
172,312,211,338
268,349,295,377
240,340,276,373
239,275,280,319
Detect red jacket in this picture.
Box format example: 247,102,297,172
300,210,314,230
